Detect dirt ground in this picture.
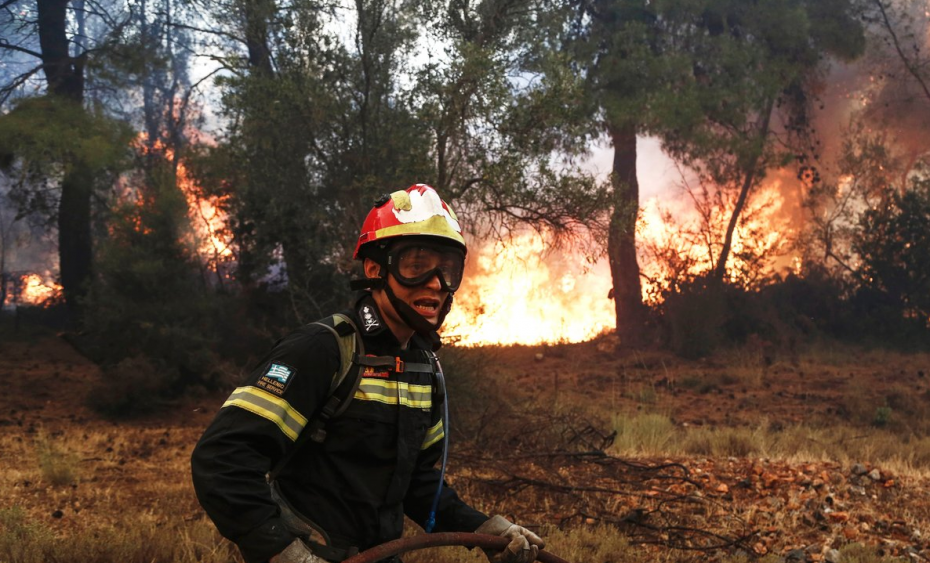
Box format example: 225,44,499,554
1,333,929,562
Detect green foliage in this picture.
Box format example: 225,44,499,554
82,157,224,415
656,251,930,356
0,96,131,218
852,177,930,337
191,0,610,324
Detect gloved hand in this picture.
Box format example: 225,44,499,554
269,538,328,563
475,515,545,563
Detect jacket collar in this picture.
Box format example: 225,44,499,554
351,292,436,352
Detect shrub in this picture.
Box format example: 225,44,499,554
852,178,930,343
660,277,728,358
0,507,54,563
82,160,226,416
612,412,676,455
872,406,892,428
85,355,175,417
34,432,79,487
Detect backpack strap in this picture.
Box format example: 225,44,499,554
268,313,436,482
268,313,362,482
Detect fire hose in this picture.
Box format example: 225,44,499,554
341,532,571,563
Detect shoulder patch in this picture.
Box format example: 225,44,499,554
256,362,295,396
359,303,383,333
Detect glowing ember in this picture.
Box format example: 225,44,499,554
17,273,63,307
443,232,614,346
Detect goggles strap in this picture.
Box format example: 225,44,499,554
348,277,384,291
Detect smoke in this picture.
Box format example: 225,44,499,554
0,177,58,276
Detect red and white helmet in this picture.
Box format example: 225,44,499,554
354,184,466,259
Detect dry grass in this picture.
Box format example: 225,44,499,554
34,431,80,487
403,524,687,563
0,423,236,563
2,336,928,563
0,506,237,563
402,525,908,563
610,412,930,476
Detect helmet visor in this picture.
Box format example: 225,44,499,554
388,244,465,292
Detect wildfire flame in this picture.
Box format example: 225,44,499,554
638,178,797,299
176,160,234,266
3,273,64,308
446,177,798,346
443,232,615,346
132,134,234,271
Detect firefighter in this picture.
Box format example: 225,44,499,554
191,184,544,563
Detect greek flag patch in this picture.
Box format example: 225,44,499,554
265,363,293,383
256,362,296,396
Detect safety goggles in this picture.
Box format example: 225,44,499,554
386,243,465,292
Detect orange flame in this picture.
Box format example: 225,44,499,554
638,179,797,299
443,232,615,346
445,178,797,346
131,134,234,271
14,273,63,307
176,159,234,266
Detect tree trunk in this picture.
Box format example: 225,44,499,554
233,0,277,290
38,0,84,101
712,100,774,282
607,122,648,347
38,0,91,317
244,0,275,76
0,253,7,311
58,161,93,312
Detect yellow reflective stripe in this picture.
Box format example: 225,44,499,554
421,419,444,450
223,386,308,441
354,379,432,409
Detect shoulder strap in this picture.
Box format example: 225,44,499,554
268,313,363,482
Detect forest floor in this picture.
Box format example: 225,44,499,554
1,327,929,563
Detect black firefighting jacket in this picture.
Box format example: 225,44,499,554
191,294,488,563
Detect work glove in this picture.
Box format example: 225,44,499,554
269,538,328,563
475,515,545,563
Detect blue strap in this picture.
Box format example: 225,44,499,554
424,355,449,533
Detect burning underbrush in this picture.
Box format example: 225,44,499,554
1,272,63,310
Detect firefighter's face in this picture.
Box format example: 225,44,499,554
364,258,450,328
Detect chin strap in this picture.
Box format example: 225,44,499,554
348,276,452,351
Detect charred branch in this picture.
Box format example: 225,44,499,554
449,412,755,556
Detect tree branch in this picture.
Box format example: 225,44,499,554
0,64,43,105
874,0,930,103
166,20,246,46
0,39,43,59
